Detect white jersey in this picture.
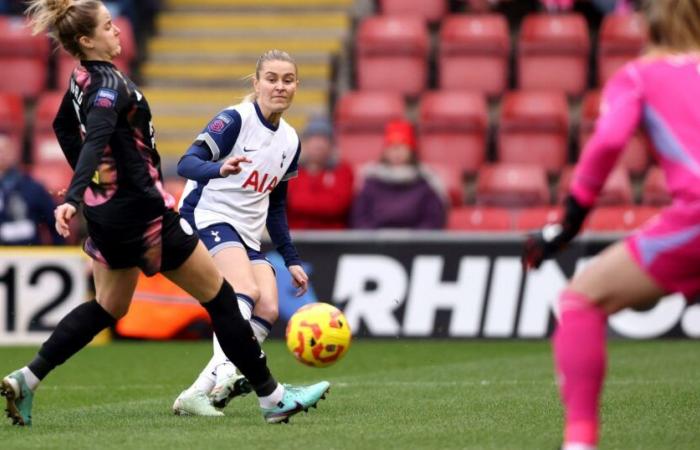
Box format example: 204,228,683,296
179,101,300,251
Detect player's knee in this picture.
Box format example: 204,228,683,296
234,281,261,304
96,298,129,319
253,296,278,323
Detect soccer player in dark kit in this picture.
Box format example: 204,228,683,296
1,0,329,427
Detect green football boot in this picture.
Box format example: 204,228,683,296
262,381,330,424
1,370,34,426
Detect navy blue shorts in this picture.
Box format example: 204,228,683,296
197,222,272,268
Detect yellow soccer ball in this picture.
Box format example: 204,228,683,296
285,302,352,368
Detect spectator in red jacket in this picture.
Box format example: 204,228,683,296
287,117,354,229
351,120,447,230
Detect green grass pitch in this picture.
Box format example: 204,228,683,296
0,340,698,449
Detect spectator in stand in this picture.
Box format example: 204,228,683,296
351,120,447,230
540,0,574,11
287,117,354,229
466,0,540,27
0,135,62,245
540,0,634,13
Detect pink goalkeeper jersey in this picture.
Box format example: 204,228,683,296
571,55,700,207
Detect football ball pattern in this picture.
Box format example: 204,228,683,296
285,302,352,368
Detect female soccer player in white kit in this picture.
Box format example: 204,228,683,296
172,50,310,416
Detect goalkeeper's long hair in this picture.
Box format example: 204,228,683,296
645,0,700,52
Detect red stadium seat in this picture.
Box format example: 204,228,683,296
518,13,590,96
423,162,465,206
513,207,564,231
32,92,67,164
335,91,406,168
356,16,429,97
598,12,647,86
580,90,649,175
0,93,25,156
35,92,64,133
438,14,510,97
32,132,66,164
30,160,74,199
0,18,50,98
0,17,49,58
558,165,633,206
584,206,660,232
0,92,25,136
379,0,447,23
498,91,569,173
641,166,671,206
0,57,48,98
418,91,488,175
475,164,550,207
447,207,512,231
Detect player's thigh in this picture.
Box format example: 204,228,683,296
162,241,224,302
92,261,140,318
212,246,260,301
568,240,666,315
252,263,278,321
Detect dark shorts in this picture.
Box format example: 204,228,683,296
84,209,199,276
198,222,272,269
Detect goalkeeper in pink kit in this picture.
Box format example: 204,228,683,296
522,1,700,449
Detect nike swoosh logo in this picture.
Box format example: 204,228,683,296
243,148,258,152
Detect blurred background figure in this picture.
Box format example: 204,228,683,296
591,0,633,14
287,117,354,230
0,135,62,245
540,0,575,11
351,120,446,230
540,0,633,13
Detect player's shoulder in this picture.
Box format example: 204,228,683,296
225,101,254,121
204,105,244,136
87,63,127,93
278,118,300,148
603,59,645,96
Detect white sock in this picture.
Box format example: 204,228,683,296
214,362,237,386
563,444,597,450
209,333,238,385
212,333,227,361
250,316,271,343
19,367,40,391
258,383,284,409
237,294,254,321
188,356,217,394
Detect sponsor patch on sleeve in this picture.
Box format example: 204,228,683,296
207,113,233,134
94,88,118,108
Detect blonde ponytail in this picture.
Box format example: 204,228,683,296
25,0,72,35
25,0,101,58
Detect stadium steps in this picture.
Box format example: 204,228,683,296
144,1,350,158
145,88,328,157
165,0,353,11
142,62,332,89
155,13,349,38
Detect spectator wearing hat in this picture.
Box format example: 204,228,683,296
351,120,447,230
287,117,355,229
